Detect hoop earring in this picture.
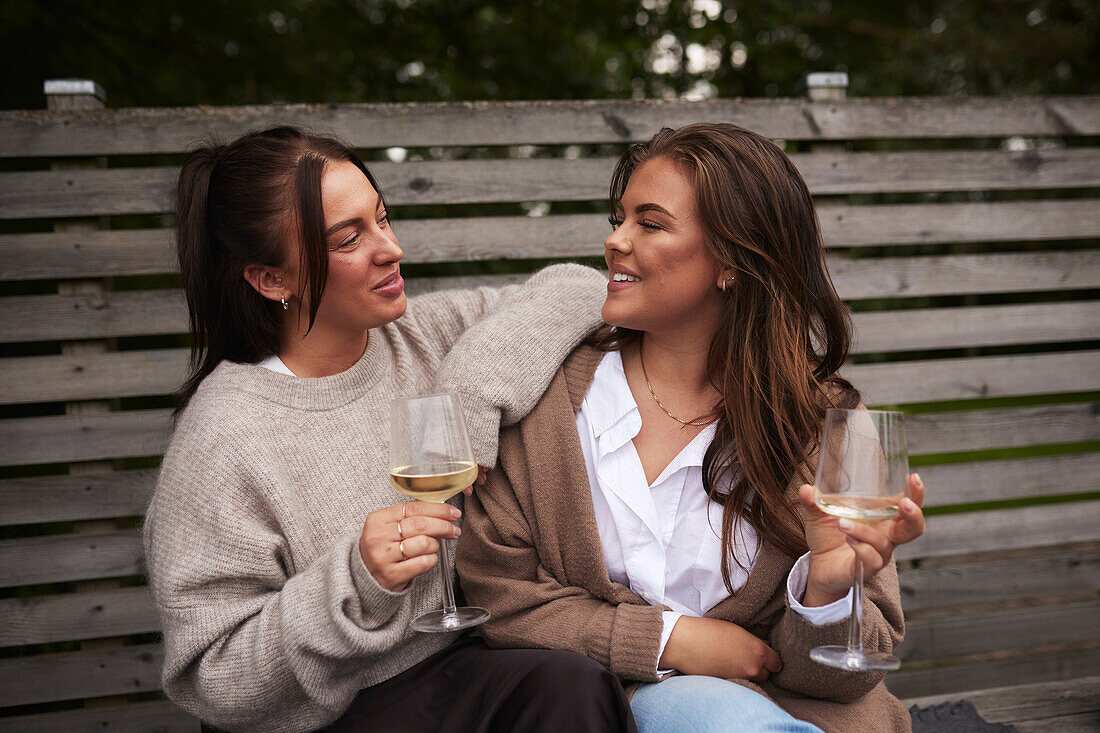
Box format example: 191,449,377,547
281,297,289,311
720,275,735,292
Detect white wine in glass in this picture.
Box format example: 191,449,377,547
811,408,909,671
389,393,489,633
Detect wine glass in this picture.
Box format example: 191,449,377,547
810,408,909,671
389,393,490,633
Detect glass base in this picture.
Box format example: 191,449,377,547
810,645,901,671
410,606,490,633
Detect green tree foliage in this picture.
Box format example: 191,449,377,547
2,0,1097,109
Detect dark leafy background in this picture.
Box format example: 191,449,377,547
3,0,1098,109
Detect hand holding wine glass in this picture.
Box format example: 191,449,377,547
389,393,489,632
797,409,926,671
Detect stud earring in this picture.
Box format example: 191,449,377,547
281,297,289,311
720,274,735,291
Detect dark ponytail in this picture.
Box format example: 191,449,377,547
173,127,383,412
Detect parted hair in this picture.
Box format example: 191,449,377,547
173,126,382,412
594,122,859,588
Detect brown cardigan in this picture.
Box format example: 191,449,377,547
456,345,911,733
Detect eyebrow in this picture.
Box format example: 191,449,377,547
637,203,676,218
324,199,385,237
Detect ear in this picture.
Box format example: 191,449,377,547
242,264,290,304
716,267,736,290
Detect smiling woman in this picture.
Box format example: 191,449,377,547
144,127,637,732
457,123,926,733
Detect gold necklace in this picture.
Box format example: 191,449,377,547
638,343,718,427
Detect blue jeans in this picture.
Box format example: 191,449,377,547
631,675,824,733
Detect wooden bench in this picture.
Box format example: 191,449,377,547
0,77,1097,731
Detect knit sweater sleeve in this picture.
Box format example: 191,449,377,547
425,263,607,467
765,561,905,702
455,464,665,683
144,419,418,732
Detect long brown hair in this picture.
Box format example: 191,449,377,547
594,123,858,588
174,127,383,412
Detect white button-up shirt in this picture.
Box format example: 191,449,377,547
575,351,851,671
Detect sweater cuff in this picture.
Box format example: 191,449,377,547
456,393,503,469
346,534,410,624
609,603,665,682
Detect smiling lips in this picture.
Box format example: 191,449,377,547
607,267,641,292
373,270,404,297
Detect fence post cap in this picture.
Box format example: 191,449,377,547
43,79,107,101
803,72,849,90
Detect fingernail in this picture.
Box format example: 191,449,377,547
901,497,916,512
838,519,855,532
913,473,923,488
450,507,461,519
453,526,461,538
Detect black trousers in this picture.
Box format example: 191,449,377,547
321,636,637,733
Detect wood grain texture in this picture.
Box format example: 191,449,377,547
0,586,157,646
897,600,1100,662
0,530,143,588
5,250,1097,343
898,542,1100,611
849,350,1100,405
0,409,172,467
4,148,1099,219
1,96,1097,157
0,470,157,526
851,302,1100,354
905,402,1100,455
4,199,1097,281
886,644,1100,699
916,452,1100,506
896,501,1100,561
0,700,199,733
0,643,163,707
903,675,1100,730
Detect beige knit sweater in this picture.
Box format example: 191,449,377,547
143,265,606,732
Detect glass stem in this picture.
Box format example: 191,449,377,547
847,557,864,653
437,537,458,619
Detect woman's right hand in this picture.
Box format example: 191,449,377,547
359,502,462,592
659,616,783,683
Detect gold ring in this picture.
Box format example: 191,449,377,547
397,520,404,541
399,540,407,561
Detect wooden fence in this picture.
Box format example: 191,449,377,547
0,77,1097,730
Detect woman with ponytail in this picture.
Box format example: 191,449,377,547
144,127,636,732
457,123,927,732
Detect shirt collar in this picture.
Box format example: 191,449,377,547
585,351,717,470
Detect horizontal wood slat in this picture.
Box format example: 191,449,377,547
0,586,157,647
852,301,1100,354
8,307,1100,401
4,200,1098,281
2,355,1095,466
1,96,1097,157
0,530,143,588
0,700,198,733
899,600,1100,663
896,501,1100,561
0,643,163,707
916,452,1100,506
903,676,1100,733
886,644,1100,701
899,542,1100,611
5,250,1097,343
849,350,1100,405
4,148,1099,219
0,410,172,467
906,402,1100,455
0,470,157,526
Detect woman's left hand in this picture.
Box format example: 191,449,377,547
797,473,926,607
